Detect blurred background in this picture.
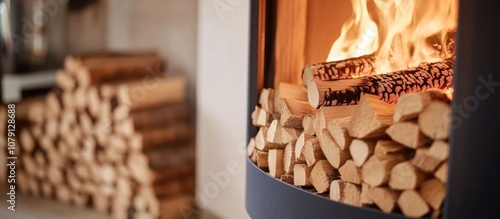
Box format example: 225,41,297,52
0,0,250,218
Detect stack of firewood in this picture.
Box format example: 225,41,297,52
248,50,454,217
11,53,195,219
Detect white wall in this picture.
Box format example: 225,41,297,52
107,0,198,110
196,0,250,218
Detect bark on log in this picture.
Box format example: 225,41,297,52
348,95,394,139
302,54,376,85
72,55,165,87
129,103,190,130
308,59,454,107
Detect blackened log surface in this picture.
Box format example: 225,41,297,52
304,54,376,81
321,59,454,106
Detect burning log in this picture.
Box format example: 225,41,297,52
307,59,454,107
302,30,457,86
302,54,376,85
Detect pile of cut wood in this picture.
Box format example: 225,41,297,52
248,57,453,217
2,53,195,219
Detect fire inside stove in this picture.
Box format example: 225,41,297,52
248,0,458,218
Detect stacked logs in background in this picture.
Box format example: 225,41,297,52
248,81,451,217
1,52,195,219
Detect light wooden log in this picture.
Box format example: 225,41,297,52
411,148,442,173
293,164,313,186
259,88,275,113
348,95,394,139
338,160,361,185
420,178,446,210
418,100,451,140
154,176,195,199
73,88,87,111
45,92,62,118
72,192,90,208
362,155,404,187
369,187,400,213
73,54,165,86
283,141,296,174
55,185,71,203
434,162,448,183
92,193,110,213
127,153,151,184
159,193,195,219
17,95,45,124
393,89,449,122
267,120,284,144
314,106,357,134
307,78,366,108
389,161,427,190
40,182,53,198
255,127,282,151
329,180,345,202
17,172,30,194
78,112,94,134
342,183,362,207
87,86,102,118
318,129,351,168
309,160,336,193
282,127,301,144
295,133,313,161
398,190,430,217
151,162,195,185
247,138,256,157
374,140,411,156
360,183,373,205
47,165,64,185
386,122,429,149
115,76,186,111
252,106,269,127
428,141,449,162
302,115,316,136
56,70,76,91
326,117,352,150
269,149,285,178
145,143,195,170
303,138,326,167
349,139,375,167
19,128,35,154
280,99,316,128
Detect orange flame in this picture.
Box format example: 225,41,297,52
327,0,458,74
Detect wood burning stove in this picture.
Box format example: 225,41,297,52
246,0,500,218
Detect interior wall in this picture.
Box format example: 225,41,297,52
196,0,250,218
107,0,198,111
